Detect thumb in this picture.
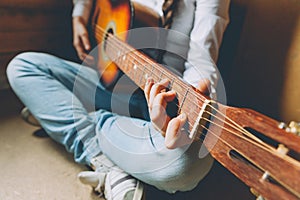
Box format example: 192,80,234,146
165,113,191,149
81,32,91,51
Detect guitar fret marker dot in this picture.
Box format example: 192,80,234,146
133,65,137,70
123,55,126,60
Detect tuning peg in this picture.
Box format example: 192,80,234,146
278,122,287,129
252,145,288,200
278,121,300,136
250,188,265,200
288,121,300,135
276,144,289,155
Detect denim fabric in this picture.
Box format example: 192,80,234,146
7,52,213,192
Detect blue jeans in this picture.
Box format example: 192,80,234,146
6,52,213,193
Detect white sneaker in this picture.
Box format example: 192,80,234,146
78,154,144,200
21,107,40,127
104,169,144,200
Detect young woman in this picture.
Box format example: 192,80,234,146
7,0,230,199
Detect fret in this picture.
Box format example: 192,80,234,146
122,53,127,71
141,71,148,87
128,51,133,71
117,50,121,60
120,52,125,69
130,50,140,82
138,64,146,87
169,77,175,90
133,63,138,81
126,52,133,72
144,71,149,80
159,70,164,82
128,61,135,83
149,64,154,78
123,53,127,71
115,50,121,66
179,87,190,113
123,46,128,64
130,59,137,80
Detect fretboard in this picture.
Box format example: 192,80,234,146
105,33,209,137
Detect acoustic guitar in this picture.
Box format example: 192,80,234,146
91,0,300,199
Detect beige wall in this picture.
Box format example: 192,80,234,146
220,0,300,122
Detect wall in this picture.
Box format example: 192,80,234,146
2,0,299,122
219,0,300,122
0,0,76,90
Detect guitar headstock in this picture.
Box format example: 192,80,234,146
201,104,300,200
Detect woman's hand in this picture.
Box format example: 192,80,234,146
144,78,210,149
72,16,94,65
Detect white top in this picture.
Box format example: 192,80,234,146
72,0,230,93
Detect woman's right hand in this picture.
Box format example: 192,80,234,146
72,16,94,65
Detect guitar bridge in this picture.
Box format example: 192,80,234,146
189,99,216,140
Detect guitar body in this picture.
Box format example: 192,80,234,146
92,0,132,86
92,0,161,87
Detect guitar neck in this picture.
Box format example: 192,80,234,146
105,33,179,90
105,33,209,136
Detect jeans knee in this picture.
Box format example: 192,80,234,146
6,52,40,86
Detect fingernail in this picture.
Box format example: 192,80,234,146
160,78,169,83
179,113,186,119
146,78,153,85
167,90,176,95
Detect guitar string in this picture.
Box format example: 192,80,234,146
92,25,273,148
105,44,270,148
92,29,212,120
91,24,299,196
92,25,207,98
92,27,264,130
92,25,275,150
199,124,299,198
105,41,271,148
92,27,300,182
202,110,271,148
92,27,251,131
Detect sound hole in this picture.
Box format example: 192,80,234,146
111,0,122,6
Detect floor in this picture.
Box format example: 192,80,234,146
0,90,102,200
0,115,102,200
0,89,255,200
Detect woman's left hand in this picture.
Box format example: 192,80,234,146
144,78,210,149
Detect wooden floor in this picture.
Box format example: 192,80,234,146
0,89,254,200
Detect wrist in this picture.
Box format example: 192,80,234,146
73,16,86,26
